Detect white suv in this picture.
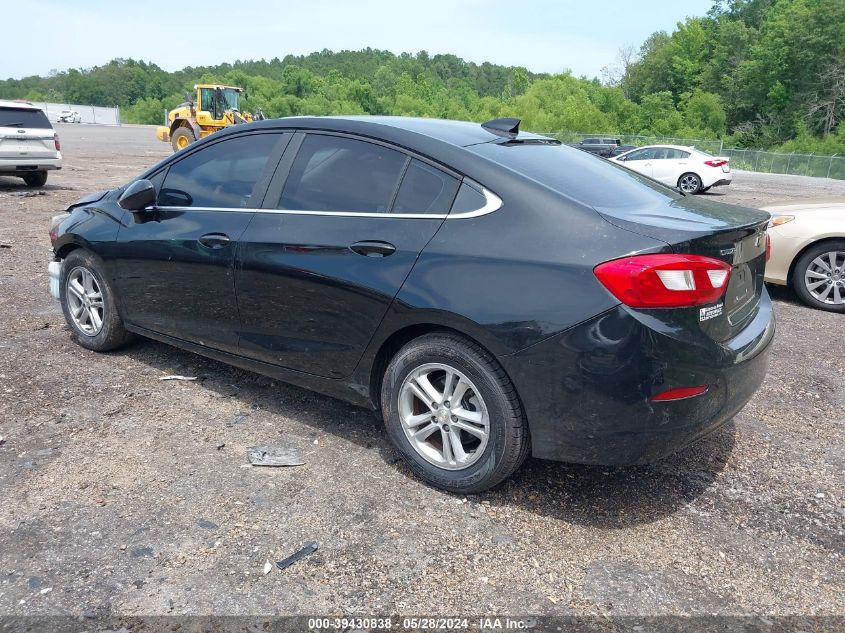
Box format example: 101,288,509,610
0,100,62,187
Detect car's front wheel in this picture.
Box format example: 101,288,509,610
792,240,845,313
23,171,48,187
381,332,530,493
60,249,134,351
678,172,702,194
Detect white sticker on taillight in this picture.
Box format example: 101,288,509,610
656,269,695,291
707,269,729,288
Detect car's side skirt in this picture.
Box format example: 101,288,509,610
124,324,374,409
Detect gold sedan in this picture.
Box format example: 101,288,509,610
764,200,845,312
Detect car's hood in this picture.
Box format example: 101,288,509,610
68,189,110,210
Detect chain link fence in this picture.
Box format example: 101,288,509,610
542,131,845,180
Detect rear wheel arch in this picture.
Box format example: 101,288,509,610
55,242,81,260
367,324,518,414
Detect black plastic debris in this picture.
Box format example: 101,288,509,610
247,446,304,467
276,542,318,571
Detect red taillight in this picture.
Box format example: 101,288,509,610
704,159,727,167
765,232,771,262
54,133,61,151
651,385,709,401
594,254,732,308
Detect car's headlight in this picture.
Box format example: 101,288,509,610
768,215,795,228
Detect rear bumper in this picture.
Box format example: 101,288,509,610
0,157,62,172
711,177,732,187
501,289,774,465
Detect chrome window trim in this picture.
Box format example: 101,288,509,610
153,187,502,220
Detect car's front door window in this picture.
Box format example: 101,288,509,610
158,133,283,209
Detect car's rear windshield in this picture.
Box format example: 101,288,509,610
469,142,682,210
0,107,52,129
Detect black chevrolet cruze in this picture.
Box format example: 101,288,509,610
49,116,774,493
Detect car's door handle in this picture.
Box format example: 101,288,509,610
198,233,231,248
350,240,396,257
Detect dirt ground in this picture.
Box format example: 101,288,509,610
1,124,843,620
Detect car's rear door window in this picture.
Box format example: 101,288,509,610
278,134,407,213
0,107,52,129
392,159,459,214
157,133,282,208
450,183,487,214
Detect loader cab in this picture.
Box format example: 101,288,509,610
196,85,242,125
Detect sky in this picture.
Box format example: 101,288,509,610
2,0,715,80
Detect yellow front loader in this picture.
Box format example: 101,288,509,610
155,84,265,152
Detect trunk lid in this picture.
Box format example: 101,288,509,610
596,196,770,341
0,126,57,160
0,106,56,160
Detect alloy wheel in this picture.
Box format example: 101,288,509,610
678,174,701,194
66,266,105,336
398,363,490,470
804,250,845,305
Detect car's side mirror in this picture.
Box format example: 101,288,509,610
118,179,156,211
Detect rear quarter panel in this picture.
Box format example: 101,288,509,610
361,172,669,361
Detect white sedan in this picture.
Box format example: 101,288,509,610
610,144,732,194
57,110,81,123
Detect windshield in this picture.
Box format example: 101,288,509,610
0,107,52,129
220,88,240,111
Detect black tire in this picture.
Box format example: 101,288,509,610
23,171,47,187
170,127,195,152
677,172,702,194
791,240,845,313
60,249,134,351
381,332,530,494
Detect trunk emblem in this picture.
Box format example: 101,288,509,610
720,247,735,256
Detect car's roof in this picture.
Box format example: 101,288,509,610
249,115,552,148
0,99,41,110
634,144,699,152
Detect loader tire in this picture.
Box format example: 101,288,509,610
171,127,195,152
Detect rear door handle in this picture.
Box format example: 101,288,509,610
198,233,231,248
350,240,396,257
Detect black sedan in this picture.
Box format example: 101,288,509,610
48,116,774,493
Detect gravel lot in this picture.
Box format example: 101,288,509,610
1,124,843,620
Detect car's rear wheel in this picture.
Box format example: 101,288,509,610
381,332,530,493
678,172,702,194
792,240,845,313
23,171,47,187
60,249,134,351
171,127,195,152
